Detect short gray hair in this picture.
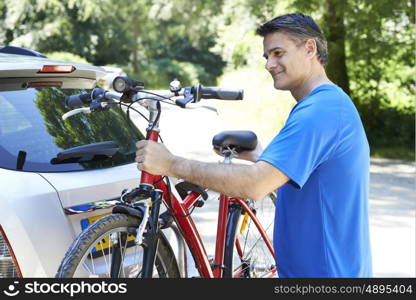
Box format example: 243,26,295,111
256,13,328,66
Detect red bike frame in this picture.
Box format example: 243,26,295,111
141,129,275,278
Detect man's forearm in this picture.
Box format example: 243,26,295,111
135,140,288,198
167,156,257,199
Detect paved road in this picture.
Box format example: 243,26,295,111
368,158,415,277
132,104,415,277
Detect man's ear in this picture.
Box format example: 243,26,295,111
305,39,317,59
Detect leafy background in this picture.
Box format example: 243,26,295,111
1,0,414,160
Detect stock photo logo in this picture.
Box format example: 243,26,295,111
3,281,20,297
2,281,127,297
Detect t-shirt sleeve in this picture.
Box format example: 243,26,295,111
257,103,339,189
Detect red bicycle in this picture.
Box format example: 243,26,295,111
56,76,277,278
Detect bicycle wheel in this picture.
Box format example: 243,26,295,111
223,193,277,278
56,213,180,278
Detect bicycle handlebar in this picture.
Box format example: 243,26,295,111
65,89,121,108
62,77,243,120
65,93,92,107
200,87,243,100
65,82,242,109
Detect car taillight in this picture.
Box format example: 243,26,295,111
26,81,63,88
37,65,75,73
0,226,22,278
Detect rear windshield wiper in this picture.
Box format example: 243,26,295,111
51,141,119,164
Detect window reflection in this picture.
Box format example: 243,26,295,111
0,88,144,172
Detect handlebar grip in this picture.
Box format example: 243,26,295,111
200,87,243,100
64,88,106,107
65,93,92,107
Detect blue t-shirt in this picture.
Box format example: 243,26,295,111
258,84,372,278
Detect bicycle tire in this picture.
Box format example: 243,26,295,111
223,193,277,278
56,213,180,278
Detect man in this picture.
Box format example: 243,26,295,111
135,13,372,278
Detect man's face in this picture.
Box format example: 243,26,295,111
263,31,311,91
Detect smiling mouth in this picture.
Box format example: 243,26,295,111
271,71,284,79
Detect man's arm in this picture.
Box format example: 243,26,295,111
136,140,289,200
169,157,288,199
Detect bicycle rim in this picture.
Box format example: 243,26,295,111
74,228,148,277
57,214,179,278
225,193,277,278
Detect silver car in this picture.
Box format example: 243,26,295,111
0,46,146,277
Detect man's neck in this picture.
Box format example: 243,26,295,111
291,68,333,101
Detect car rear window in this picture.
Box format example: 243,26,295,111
0,87,144,172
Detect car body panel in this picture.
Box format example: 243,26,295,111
0,168,71,277
0,50,150,277
39,163,140,209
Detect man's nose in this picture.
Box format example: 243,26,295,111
265,58,276,72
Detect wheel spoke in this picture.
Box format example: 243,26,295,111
99,238,110,277
120,234,128,277
108,234,112,277
89,251,96,275
117,232,123,277
82,261,93,275
226,195,276,278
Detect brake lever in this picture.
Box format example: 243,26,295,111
62,107,92,120
62,101,115,120
175,97,193,108
186,103,218,114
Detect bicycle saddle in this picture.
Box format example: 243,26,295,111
212,130,257,153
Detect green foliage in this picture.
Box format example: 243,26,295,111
0,0,226,85
140,33,225,86
0,0,133,65
345,0,415,155
370,145,415,162
291,0,415,159
123,58,208,89
44,51,90,64
1,0,414,159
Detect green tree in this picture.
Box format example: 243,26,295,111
214,0,415,159
322,0,349,95
0,0,227,87
292,0,415,158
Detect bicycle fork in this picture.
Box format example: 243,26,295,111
140,188,163,278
